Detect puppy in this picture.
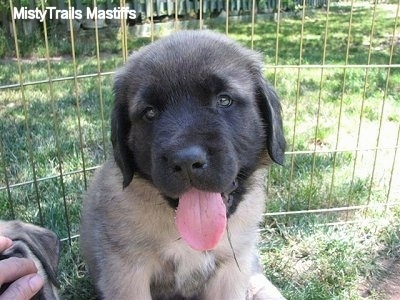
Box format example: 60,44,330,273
0,220,60,300
80,30,286,299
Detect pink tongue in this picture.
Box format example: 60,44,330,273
176,188,227,251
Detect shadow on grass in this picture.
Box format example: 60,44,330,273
208,5,400,67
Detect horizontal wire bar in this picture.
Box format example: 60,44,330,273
60,234,80,243
0,166,99,191
1,64,400,91
61,209,400,243
2,143,399,191
0,71,114,90
285,145,399,155
264,202,400,217
258,215,397,233
267,64,400,69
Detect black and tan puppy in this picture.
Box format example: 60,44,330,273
0,220,60,300
80,30,286,299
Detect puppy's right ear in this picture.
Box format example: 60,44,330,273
111,72,136,188
256,77,286,166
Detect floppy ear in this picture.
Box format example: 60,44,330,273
0,221,60,288
111,72,136,188
256,77,286,165
23,224,61,288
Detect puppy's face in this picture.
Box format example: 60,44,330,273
112,31,285,215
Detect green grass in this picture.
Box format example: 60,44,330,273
1,3,400,299
260,207,400,299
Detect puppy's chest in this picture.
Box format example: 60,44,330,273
151,246,218,298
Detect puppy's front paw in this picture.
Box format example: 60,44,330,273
246,273,286,300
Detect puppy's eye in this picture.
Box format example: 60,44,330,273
217,95,233,108
143,107,157,121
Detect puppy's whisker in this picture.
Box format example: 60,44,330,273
226,223,241,272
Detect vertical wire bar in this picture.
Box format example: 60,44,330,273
0,140,15,218
327,0,355,208
67,0,88,189
40,0,71,244
174,0,179,30
348,1,378,219
384,2,400,208
367,0,399,207
308,0,330,209
250,0,256,49
124,0,129,53
199,0,203,29
93,0,107,160
252,0,272,200
120,0,126,61
8,0,43,224
385,125,400,208
267,0,281,198
365,0,393,209
225,0,229,35
150,0,155,42
273,0,282,87
287,0,306,215
120,0,129,61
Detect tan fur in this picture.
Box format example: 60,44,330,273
81,161,286,299
81,160,264,298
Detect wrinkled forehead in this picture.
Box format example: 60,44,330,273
128,65,256,114
119,35,262,112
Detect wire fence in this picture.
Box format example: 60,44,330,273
0,0,399,248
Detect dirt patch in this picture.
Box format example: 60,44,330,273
360,252,400,299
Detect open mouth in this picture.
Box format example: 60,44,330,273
221,180,238,209
173,180,239,252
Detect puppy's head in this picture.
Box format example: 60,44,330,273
111,30,285,211
112,30,285,187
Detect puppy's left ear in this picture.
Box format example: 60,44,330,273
256,77,286,165
111,100,135,188
111,70,136,188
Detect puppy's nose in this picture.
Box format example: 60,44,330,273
170,146,207,174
